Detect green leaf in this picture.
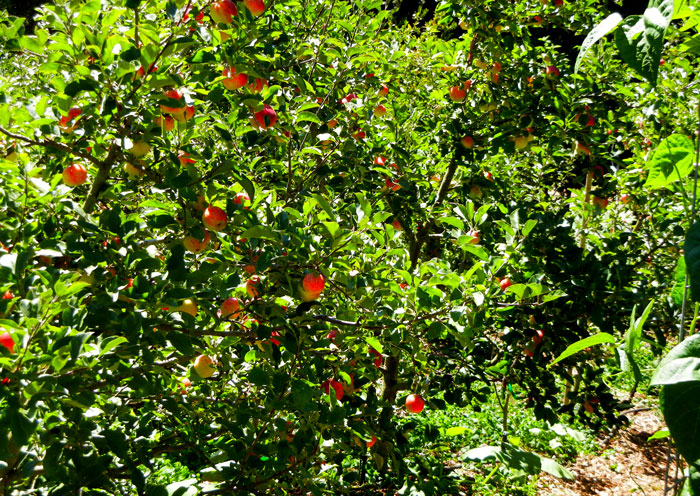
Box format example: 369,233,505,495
365,337,382,354
660,381,700,472
444,426,468,436
647,428,670,440
248,367,268,386
644,134,694,190
99,336,128,356
673,257,688,306
686,223,700,302
549,333,616,367
651,334,700,385
575,13,624,74
239,226,279,241
614,1,673,85
296,111,321,124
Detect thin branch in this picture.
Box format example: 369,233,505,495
0,125,101,167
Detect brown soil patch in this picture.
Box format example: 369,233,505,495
537,409,671,496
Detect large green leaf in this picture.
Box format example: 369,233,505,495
660,382,700,478
549,333,616,367
575,13,624,74
644,134,695,190
614,0,673,85
651,334,700,385
685,223,700,302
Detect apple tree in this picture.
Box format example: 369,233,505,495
0,0,694,493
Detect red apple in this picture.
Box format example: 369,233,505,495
234,192,250,208
160,89,186,116
222,67,248,90
545,65,560,78
303,273,325,294
183,230,211,253
247,77,267,93
405,394,425,413
322,379,344,401
254,104,277,129
352,129,365,140
246,275,261,298
194,354,215,378
221,297,241,320
203,205,227,231
379,84,389,97
62,164,88,186
467,229,480,244
244,0,265,16
2,291,13,300
620,193,630,204
385,177,401,191
155,115,175,132
448,86,466,102
369,348,382,367
268,330,281,346
374,156,386,166
173,105,195,123
178,152,195,166
0,331,15,353
374,104,386,117
211,0,238,23
593,196,608,209
461,136,475,149
392,219,403,231
367,436,377,448
499,277,513,291
327,329,339,341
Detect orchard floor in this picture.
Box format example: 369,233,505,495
535,408,671,496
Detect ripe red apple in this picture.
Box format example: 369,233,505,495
161,89,186,116
385,177,401,191
194,354,215,378
483,170,494,181
203,205,227,231
183,230,211,253
62,164,88,186
2,291,13,300
178,152,195,166
268,330,281,346
254,104,277,129
374,104,386,117
247,77,267,93
379,84,389,97
155,115,175,132
303,272,325,294
586,115,595,127
327,329,339,341
352,129,365,140
592,196,608,209
246,275,261,298
374,156,386,166
620,193,630,204
533,329,545,346
467,229,480,244
545,65,560,78
461,136,475,149
392,219,403,231
405,394,425,413
369,348,382,367
221,297,241,320
211,0,238,23
327,119,338,128
499,277,513,291
173,105,195,123
367,436,377,448
234,192,250,208
575,141,592,156
222,67,248,90
448,86,466,102
59,107,82,133
244,0,265,16
0,331,15,353
322,379,344,400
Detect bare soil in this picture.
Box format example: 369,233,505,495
537,409,672,496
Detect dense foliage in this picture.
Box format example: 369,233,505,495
0,0,698,494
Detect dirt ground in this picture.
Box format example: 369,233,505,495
536,409,675,496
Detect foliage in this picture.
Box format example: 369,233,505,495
0,0,697,493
